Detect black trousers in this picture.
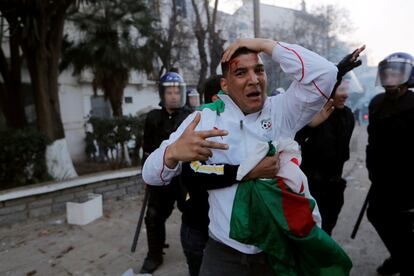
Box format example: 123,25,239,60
199,238,275,276
367,196,414,276
308,178,346,235
180,223,208,276
144,181,181,258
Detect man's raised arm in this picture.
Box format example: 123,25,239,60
221,38,337,94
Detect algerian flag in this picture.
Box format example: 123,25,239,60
230,142,352,276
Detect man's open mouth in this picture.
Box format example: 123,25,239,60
246,91,261,98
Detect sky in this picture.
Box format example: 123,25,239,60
216,0,413,66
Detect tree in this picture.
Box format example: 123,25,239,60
190,0,208,91
0,15,27,129
0,0,77,140
205,0,226,76
312,4,353,61
0,0,82,179
61,0,155,117
190,0,226,91
149,0,192,78
261,4,353,91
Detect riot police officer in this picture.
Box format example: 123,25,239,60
140,72,192,274
366,52,414,276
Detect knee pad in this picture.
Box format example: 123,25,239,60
145,207,163,226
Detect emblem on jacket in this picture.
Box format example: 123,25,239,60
261,118,272,130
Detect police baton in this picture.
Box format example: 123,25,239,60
351,186,372,239
131,185,149,252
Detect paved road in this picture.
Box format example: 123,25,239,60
0,125,390,276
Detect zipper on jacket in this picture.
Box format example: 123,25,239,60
240,119,248,158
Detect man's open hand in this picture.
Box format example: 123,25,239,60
308,99,335,128
164,113,229,168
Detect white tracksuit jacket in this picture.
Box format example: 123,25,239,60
142,42,338,254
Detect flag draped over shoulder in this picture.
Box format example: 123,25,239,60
229,143,352,276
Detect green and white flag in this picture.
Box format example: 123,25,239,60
230,144,352,276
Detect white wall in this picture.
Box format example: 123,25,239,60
59,71,90,162
122,85,160,116
58,69,161,162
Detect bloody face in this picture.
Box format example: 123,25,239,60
221,53,267,114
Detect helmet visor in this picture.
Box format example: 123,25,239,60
187,90,200,108
160,82,186,109
376,61,411,87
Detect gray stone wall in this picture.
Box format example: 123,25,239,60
0,175,144,226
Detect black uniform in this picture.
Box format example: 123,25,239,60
295,106,355,235
142,107,191,264
366,90,414,276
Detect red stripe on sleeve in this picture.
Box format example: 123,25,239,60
312,80,329,100
160,146,168,185
277,42,305,82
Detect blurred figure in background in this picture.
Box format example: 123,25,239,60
187,88,201,110
295,46,365,235
202,75,222,104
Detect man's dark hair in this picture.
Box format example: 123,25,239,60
221,47,258,77
202,75,222,103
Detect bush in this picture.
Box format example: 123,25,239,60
85,115,146,167
0,128,50,188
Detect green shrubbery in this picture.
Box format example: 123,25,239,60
85,115,146,168
0,128,50,188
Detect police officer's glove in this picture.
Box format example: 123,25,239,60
336,49,363,80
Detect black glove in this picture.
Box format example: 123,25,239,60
336,49,363,80
331,48,363,98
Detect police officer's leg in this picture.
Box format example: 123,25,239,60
159,179,180,248
366,199,411,275
141,184,176,273
397,209,414,276
141,186,165,273
368,206,414,275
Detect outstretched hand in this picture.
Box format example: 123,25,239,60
308,99,335,128
337,45,366,79
164,113,229,168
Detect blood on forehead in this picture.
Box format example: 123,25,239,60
229,59,239,71
229,54,261,72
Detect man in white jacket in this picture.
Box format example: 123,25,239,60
142,38,337,275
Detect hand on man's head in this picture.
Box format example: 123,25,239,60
221,38,277,63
